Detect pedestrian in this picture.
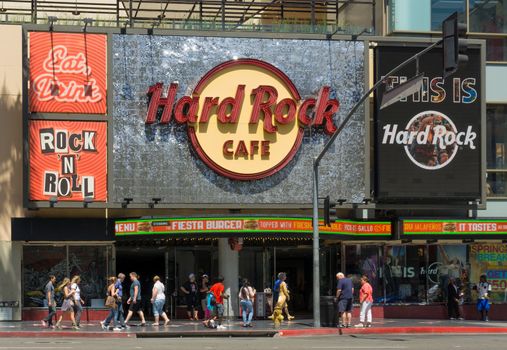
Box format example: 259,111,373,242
199,274,210,320
100,276,122,331
447,278,463,320
114,273,127,328
180,273,199,320
150,276,170,327
270,272,294,322
55,278,78,329
209,275,229,329
475,274,492,321
202,289,217,329
355,275,373,328
40,275,57,328
336,272,354,328
124,272,146,326
70,276,85,328
269,272,290,327
239,278,256,327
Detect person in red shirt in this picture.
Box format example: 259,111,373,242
355,275,373,328
209,275,229,329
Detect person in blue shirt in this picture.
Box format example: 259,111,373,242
336,272,354,328
124,272,146,326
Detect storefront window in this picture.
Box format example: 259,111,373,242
485,38,507,61
469,0,507,34
344,245,382,301
389,0,465,32
427,245,469,303
487,105,507,169
23,246,67,307
469,243,507,302
23,245,112,308
382,245,427,303
488,172,507,197
68,246,111,306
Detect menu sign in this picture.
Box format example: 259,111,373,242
402,219,507,236
115,217,392,238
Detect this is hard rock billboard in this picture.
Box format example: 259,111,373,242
111,35,366,205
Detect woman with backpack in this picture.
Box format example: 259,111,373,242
239,279,256,327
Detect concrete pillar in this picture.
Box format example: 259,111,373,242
218,238,239,318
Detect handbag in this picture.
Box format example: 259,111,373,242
105,295,117,309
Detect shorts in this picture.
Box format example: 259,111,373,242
186,297,198,311
153,299,165,317
129,301,142,312
477,299,490,312
338,298,353,313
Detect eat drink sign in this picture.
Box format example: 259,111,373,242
29,32,107,114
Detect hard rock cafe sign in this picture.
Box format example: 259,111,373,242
145,59,340,180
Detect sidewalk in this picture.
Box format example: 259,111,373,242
1,319,507,338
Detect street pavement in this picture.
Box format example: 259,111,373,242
1,318,507,338
0,334,507,350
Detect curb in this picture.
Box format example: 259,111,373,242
278,326,507,337
0,331,135,338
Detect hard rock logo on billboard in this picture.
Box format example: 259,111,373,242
144,59,340,180
29,121,107,201
380,76,478,170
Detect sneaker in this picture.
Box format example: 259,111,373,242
41,320,47,327
72,325,80,330
217,325,227,330
366,323,372,328
485,317,489,322
242,323,247,327
354,323,365,328
113,327,122,331
124,325,130,329
100,321,108,330
458,317,464,321
346,324,351,328
449,317,456,320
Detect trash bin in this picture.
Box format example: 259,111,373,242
320,296,337,327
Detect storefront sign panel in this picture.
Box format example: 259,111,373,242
28,120,107,201
111,35,366,204
402,219,507,236
374,46,482,202
115,217,392,238
29,32,107,114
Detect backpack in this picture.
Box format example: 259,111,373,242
208,291,217,306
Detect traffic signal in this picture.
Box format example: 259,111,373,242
442,12,468,79
323,195,338,227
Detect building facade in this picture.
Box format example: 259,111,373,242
0,0,506,322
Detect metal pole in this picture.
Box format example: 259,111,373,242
312,159,321,327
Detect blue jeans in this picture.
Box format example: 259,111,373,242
153,299,165,317
240,300,253,324
116,302,125,326
104,306,119,328
73,302,83,326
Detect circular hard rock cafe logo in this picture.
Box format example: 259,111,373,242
145,59,339,180
404,111,459,170
381,110,477,171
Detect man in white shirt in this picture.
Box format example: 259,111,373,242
476,274,492,322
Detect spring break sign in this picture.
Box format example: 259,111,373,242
29,32,107,114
